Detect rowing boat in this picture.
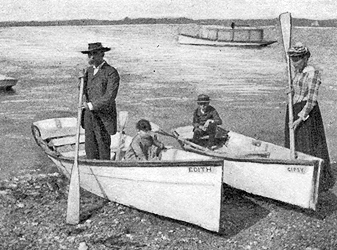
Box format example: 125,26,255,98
172,125,322,210
31,117,224,232
0,75,18,90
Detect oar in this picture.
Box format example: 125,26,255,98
279,12,296,159
115,111,129,160
66,75,85,224
151,123,269,158
150,122,206,150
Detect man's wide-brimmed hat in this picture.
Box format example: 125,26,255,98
287,42,311,58
81,42,111,54
197,94,210,103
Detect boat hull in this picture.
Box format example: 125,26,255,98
0,75,18,89
178,34,276,48
173,126,321,210
32,117,224,232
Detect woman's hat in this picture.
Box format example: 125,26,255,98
287,42,310,57
81,42,111,54
197,94,210,103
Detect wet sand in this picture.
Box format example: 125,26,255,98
0,61,336,187
0,24,336,187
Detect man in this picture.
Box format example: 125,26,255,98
80,42,120,160
192,94,222,149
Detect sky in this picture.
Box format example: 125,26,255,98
1,0,337,22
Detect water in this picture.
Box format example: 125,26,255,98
0,24,336,177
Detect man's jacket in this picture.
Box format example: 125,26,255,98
83,62,120,135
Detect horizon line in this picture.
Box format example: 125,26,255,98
0,16,336,23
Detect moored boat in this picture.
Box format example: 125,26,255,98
0,75,18,90
31,117,224,232
178,26,277,48
172,125,322,210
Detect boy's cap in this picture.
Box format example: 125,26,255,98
197,94,210,103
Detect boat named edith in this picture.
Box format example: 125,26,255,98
189,166,214,173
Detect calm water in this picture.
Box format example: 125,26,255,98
0,24,336,168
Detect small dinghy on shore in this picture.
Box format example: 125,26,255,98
0,75,18,90
172,125,322,210
32,117,224,232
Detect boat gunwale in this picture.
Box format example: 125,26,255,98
46,152,224,168
183,146,322,166
178,33,277,45
32,124,224,168
32,124,321,168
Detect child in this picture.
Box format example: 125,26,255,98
124,119,165,161
192,94,223,149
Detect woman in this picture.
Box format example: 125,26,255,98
124,119,165,161
285,42,335,192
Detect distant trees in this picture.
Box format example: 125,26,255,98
0,17,336,27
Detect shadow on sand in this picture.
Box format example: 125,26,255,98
219,185,270,237
0,87,16,95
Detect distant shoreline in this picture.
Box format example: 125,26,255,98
0,17,336,27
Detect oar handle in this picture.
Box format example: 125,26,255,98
279,12,296,159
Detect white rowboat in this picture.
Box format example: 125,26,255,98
32,117,224,232
173,125,322,210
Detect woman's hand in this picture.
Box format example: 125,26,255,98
285,87,293,95
290,118,302,130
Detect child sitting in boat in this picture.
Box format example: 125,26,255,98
124,119,166,161
192,94,223,149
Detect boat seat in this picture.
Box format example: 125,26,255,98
48,134,85,147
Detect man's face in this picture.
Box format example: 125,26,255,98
87,50,104,65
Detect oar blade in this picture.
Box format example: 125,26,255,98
119,111,129,131
115,111,129,161
66,162,80,224
279,12,292,52
150,122,160,132
66,76,84,224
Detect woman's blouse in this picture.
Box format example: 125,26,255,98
292,65,321,120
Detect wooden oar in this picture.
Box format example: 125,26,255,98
279,12,295,159
115,111,129,160
151,123,269,158
66,76,85,224
150,122,205,150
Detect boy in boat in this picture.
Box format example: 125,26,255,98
124,119,166,161
192,94,223,149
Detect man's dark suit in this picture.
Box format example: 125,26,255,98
83,62,120,160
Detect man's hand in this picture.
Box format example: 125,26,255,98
82,102,89,110
78,69,86,79
198,125,207,131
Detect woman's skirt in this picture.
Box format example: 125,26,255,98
285,101,335,192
